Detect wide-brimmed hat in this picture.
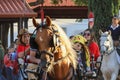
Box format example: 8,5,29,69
17,28,31,37
72,35,87,45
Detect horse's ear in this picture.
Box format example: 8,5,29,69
46,16,52,26
99,30,103,35
108,30,111,35
32,17,39,27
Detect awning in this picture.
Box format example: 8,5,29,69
0,0,37,18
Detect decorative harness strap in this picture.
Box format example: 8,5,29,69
105,48,115,55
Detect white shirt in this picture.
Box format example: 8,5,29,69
110,24,119,30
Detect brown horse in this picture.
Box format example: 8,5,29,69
32,16,77,80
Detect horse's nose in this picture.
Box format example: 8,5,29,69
100,46,106,52
100,51,105,54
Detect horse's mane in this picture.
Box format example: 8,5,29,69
52,22,77,69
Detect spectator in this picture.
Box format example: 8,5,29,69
4,43,18,80
107,14,120,47
83,29,100,61
17,28,31,80
69,35,74,41
0,40,5,71
29,34,40,64
69,35,74,46
72,35,91,79
0,40,6,80
26,34,41,80
17,28,30,59
14,39,19,50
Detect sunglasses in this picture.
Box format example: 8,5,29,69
84,33,90,36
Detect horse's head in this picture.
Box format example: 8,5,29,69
99,30,114,55
32,16,77,76
32,16,61,70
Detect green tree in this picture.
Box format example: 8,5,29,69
51,0,63,6
88,0,120,34
29,0,63,6
112,0,120,15
73,0,88,6
91,0,113,31
29,0,44,6
73,0,120,42
29,0,88,6
51,0,88,6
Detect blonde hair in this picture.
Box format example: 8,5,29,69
53,22,78,69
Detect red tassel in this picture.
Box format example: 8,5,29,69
41,8,44,23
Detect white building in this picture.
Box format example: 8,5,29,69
27,19,88,37
8,19,88,46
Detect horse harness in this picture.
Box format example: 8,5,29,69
30,23,72,80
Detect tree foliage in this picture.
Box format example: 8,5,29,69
72,0,88,6
87,0,120,42
72,0,120,31
51,0,88,6
29,0,88,6
92,0,113,30
112,0,120,15
88,0,120,31
50,0,63,5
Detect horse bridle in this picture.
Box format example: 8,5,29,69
35,24,70,70
101,46,114,55
30,23,73,80
100,35,114,55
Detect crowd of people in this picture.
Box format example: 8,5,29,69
70,28,100,79
0,14,120,80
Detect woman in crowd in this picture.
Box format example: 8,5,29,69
83,29,100,61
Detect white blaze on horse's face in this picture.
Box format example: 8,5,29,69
100,37,107,52
40,28,42,32
39,36,43,42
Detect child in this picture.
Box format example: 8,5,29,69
72,35,91,79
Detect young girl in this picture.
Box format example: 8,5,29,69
72,35,91,79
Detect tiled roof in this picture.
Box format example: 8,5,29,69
0,0,37,18
27,0,76,8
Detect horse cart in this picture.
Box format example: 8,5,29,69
18,52,103,80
